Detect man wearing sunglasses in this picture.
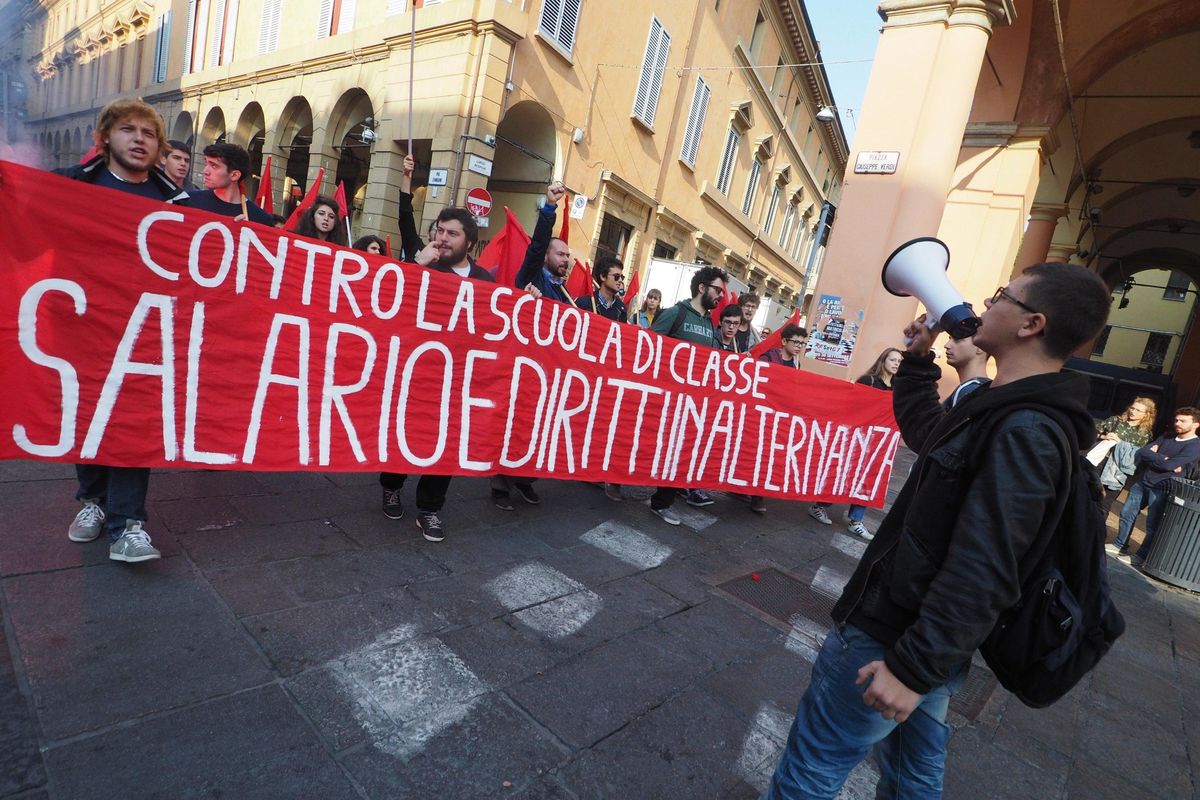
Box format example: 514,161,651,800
766,263,1112,799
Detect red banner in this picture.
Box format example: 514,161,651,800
0,162,899,504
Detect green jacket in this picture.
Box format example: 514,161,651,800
651,299,718,347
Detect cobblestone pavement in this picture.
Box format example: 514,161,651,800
1,451,1197,799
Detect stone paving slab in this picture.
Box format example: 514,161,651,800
1,451,1199,800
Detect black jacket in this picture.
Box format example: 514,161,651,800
57,155,190,203
514,204,572,302
832,351,1093,694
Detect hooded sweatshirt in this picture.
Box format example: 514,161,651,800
831,351,1094,693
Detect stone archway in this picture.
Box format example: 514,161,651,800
198,106,226,153
171,111,194,146
235,102,267,200
326,88,375,224
486,100,558,229
276,97,315,216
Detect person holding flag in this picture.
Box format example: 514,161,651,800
515,182,572,301
189,142,274,224
576,256,627,321
255,155,274,214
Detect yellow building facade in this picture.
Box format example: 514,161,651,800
17,0,848,312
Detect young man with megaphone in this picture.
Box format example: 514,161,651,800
765,261,1114,799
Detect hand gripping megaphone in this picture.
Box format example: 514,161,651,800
881,237,981,340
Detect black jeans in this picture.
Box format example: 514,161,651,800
1100,485,1123,516
489,475,537,496
650,486,676,511
75,464,150,542
379,472,451,513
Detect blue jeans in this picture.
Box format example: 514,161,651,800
75,464,150,542
1115,481,1166,552
764,625,968,800
812,504,865,522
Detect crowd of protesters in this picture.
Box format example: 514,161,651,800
50,98,1200,576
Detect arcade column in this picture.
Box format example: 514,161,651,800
805,0,1015,379
1012,203,1069,274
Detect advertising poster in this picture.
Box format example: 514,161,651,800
806,294,862,367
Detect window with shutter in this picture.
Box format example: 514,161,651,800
316,0,333,39
631,17,670,128
337,0,357,35
385,0,405,15
538,0,581,55
182,0,197,73
741,158,762,216
153,12,171,82
258,0,280,53
221,0,239,65
678,76,710,168
763,184,781,234
191,0,210,72
715,127,739,195
207,0,226,67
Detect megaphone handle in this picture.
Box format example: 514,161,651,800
903,313,939,347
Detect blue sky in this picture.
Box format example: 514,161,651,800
804,1,883,147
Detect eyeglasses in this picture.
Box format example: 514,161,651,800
785,338,807,346
990,286,1040,315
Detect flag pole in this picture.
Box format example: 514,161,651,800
408,1,415,158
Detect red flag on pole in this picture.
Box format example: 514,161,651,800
385,233,393,258
623,269,641,315
255,156,274,215
711,287,739,327
565,258,592,300
332,181,349,218
282,167,326,230
477,207,532,287
79,144,99,163
558,194,571,245
749,308,803,358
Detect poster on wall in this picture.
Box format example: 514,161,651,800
806,294,862,367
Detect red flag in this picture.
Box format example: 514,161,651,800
79,144,99,163
565,258,593,300
477,207,532,287
332,181,349,218
558,194,571,245
623,270,641,315
283,167,326,230
255,156,274,215
750,308,803,358
711,287,739,327
385,233,393,258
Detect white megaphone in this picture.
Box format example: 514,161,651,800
881,237,981,340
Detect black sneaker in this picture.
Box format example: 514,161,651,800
382,488,405,520
750,496,766,514
684,489,715,507
416,511,445,542
492,491,514,511
513,483,541,505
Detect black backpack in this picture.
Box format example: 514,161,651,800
969,405,1126,708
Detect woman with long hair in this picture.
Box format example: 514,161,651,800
809,347,903,539
352,234,387,255
1096,397,1158,513
631,288,662,327
291,195,348,247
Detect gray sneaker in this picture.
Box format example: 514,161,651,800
652,506,682,526
109,522,161,563
808,505,833,525
68,499,105,542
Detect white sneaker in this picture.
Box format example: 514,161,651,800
109,522,161,563
848,521,874,541
652,506,682,526
808,505,833,525
68,499,105,542
1103,543,1122,557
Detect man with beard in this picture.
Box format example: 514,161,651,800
56,98,187,564
515,181,571,301
160,139,198,192
646,265,728,523
378,206,494,542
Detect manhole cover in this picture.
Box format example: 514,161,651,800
717,567,836,625
950,665,998,721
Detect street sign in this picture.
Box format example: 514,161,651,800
853,151,900,174
569,194,588,219
465,187,493,217
467,154,493,177
428,168,448,186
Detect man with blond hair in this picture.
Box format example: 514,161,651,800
55,97,186,564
